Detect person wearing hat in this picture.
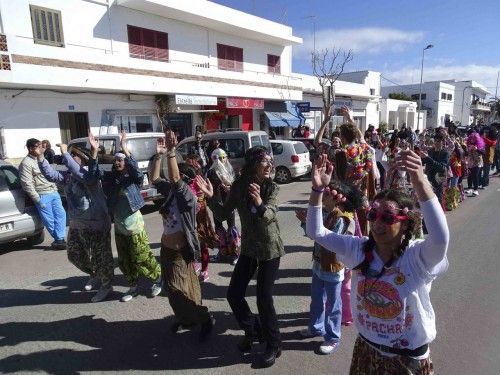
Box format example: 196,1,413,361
197,145,284,368
37,141,114,302
87,130,162,302
19,138,67,250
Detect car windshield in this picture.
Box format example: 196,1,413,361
126,138,159,161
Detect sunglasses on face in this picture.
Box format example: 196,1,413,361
366,208,408,225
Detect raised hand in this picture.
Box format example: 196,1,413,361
394,150,425,185
58,143,68,154
340,105,354,124
119,129,127,147
164,130,178,151
312,154,333,189
248,183,262,207
156,137,167,155
195,175,213,198
88,130,99,151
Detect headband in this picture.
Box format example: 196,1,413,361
114,152,126,159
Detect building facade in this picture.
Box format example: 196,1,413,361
379,98,423,131
0,0,302,159
443,80,490,126
381,81,455,129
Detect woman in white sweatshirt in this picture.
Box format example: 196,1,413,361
306,151,449,375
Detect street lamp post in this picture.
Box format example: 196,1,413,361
416,44,433,131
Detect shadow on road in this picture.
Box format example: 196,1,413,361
0,311,316,374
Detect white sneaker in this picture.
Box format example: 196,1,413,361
231,257,239,266
121,285,139,302
473,190,479,196
151,280,162,297
84,277,99,291
300,328,322,338
199,271,209,282
91,285,113,303
319,340,339,354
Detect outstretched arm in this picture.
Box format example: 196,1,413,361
394,150,449,269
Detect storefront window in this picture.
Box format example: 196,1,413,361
116,115,154,133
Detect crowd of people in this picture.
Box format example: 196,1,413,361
16,107,498,373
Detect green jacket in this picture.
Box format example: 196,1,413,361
208,178,284,261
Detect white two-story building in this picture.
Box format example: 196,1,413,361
0,0,303,160
381,81,455,129
442,80,490,126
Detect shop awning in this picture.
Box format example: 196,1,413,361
265,102,304,128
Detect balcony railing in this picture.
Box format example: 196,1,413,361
470,102,490,111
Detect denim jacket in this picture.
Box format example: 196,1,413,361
154,177,200,260
87,155,145,215
39,153,110,231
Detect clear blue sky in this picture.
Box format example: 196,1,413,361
213,0,500,96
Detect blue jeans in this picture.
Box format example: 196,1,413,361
36,192,67,241
309,262,343,342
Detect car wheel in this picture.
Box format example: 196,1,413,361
274,167,291,184
27,231,45,245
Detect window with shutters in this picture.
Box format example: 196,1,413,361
127,25,169,63
217,43,243,72
30,5,64,47
267,54,280,74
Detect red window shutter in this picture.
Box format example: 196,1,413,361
127,25,143,59
155,31,169,62
142,28,155,61
235,47,243,72
217,43,226,69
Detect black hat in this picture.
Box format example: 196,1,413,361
26,138,41,149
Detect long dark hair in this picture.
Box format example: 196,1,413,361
354,189,419,276
235,145,274,204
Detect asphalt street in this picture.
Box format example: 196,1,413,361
1,176,499,374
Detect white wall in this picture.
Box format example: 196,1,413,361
0,0,301,100
0,89,156,160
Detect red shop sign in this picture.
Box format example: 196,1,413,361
226,97,264,109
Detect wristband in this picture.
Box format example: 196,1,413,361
311,186,325,193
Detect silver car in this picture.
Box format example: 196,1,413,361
0,160,45,245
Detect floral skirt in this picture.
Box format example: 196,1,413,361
349,337,434,375
196,203,218,248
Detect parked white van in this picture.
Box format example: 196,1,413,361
176,129,271,172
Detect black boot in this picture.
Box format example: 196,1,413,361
260,345,282,368
199,316,215,342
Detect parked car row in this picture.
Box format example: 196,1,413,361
0,160,45,246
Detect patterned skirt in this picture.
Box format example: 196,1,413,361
196,201,218,248
349,336,434,375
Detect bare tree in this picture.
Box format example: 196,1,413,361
312,47,353,145
155,95,176,130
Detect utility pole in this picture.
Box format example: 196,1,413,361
417,44,433,131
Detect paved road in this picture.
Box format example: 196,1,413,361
1,177,499,374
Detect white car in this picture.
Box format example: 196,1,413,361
270,140,312,184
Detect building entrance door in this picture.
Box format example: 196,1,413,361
58,112,89,143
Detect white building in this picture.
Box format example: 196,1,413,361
0,0,303,160
379,98,423,131
295,71,381,136
442,80,490,126
381,81,455,128
381,79,492,128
